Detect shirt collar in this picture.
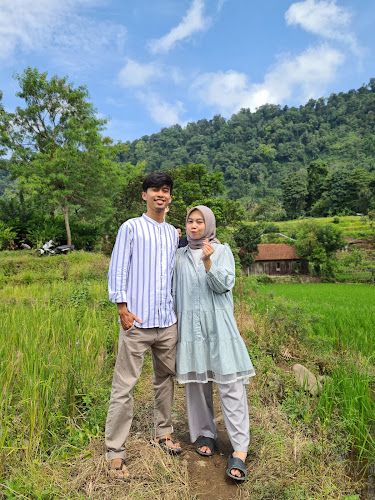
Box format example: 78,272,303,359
142,213,166,227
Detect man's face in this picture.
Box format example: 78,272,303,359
142,185,172,212
176,228,182,238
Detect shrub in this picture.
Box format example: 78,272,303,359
0,222,17,250
263,222,280,234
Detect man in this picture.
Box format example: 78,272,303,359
175,225,188,248
106,172,181,480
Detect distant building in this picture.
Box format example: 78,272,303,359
248,243,309,275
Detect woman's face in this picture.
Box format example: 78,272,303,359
186,209,205,240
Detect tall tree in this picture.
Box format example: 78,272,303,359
306,160,328,211
281,170,308,219
233,223,262,267
2,67,122,245
295,220,344,276
0,91,9,165
167,164,241,227
168,164,225,205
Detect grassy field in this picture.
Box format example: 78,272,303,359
1,251,374,499
244,282,375,463
274,215,375,239
251,283,375,356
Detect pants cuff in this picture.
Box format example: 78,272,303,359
154,425,174,438
106,451,126,461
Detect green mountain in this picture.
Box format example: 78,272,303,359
119,79,375,202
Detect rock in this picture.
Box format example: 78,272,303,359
292,363,322,396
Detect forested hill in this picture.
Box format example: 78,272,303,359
119,79,375,201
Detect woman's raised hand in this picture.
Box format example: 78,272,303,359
202,238,214,268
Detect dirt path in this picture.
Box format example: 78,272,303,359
177,390,248,499
181,429,246,499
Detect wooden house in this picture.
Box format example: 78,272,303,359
248,243,309,275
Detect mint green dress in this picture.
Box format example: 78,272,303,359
173,243,255,384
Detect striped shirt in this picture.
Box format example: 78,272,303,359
108,214,179,329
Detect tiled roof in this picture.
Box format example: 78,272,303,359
254,243,300,261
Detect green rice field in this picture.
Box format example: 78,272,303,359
254,283,375,356
0,252,116,465
247,282,375,461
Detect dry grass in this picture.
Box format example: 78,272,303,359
3,439,194,500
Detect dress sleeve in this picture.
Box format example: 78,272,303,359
172,257,178,313
108,222,133,303
205,244,235,294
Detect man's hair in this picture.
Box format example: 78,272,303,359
142,172,173,194
175,225,182,231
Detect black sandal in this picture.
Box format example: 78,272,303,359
226,454,247,481
195,436,215,456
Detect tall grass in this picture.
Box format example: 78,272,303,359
0,252,116,469
247,282,375,460
317,359,375,461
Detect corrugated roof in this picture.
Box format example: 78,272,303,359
254,243,300,261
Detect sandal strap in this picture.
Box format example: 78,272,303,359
157,438,178,445
110,458,126,471
227,455,246,476
196,436,214,449
151,437,182,455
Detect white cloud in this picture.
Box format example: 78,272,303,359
148,0,210,54
118,59,164,88
0,0,126,66
217,0,228,12
138,92,185,126
285,0,359,54
191,44,345,115
192,70,249,114
117,58,184,89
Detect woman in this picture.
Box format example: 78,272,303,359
173,206,255,481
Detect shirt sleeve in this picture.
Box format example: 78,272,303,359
205,244,236,294
108,222,133,303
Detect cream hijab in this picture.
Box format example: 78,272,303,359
186,205,221,250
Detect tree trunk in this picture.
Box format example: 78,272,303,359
63,203,72,245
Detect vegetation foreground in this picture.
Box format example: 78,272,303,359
1,251,374,499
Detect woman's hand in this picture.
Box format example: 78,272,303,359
202,238,214,272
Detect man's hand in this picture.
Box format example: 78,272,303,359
117,303,142,330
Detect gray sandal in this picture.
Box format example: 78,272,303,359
226,454,247,481
195,436,215,456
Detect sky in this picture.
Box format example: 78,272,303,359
0,0,374,142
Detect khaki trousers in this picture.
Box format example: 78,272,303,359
105,323,177,460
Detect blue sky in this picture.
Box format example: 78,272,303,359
0,0,374,142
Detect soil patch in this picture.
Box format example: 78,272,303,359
177,388,249,499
